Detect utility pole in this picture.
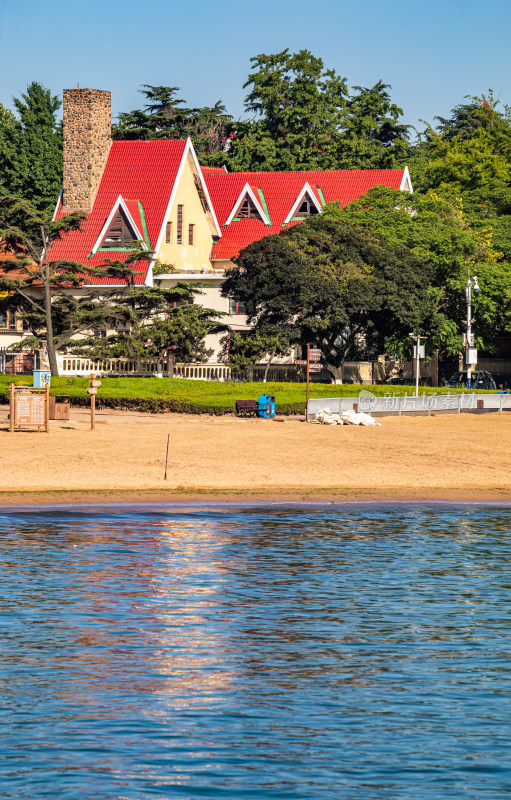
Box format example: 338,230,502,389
465,272,479,389
409,333,425,397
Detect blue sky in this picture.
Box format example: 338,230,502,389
1,0,510,136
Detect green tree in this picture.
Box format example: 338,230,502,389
224,327,293,381
327,186,511,356
339,81,409,168
229,49,349,171
222,215,435,381
0,104,18,194
0,195,86,375
112,85,234,166
6,83,63,212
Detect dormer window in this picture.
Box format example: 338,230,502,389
100,209,136,248
236,196,260,219
224,184,271,226
283,182,323,225
297,194,319,216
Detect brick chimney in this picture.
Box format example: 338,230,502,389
63,88,111,211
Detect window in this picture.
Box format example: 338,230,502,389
235,196,260,219
229,298,247,315
100,209,135,248
296,194,319,216
194,174,210,213
166,222,172,243
177,205,183,244
0,310,16,330
188,224,194,245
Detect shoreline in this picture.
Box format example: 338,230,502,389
1,408,510,507
1,487,511,507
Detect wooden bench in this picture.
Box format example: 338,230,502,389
235,399,259,417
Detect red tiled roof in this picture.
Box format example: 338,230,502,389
203,168,407,260
50,139,188,285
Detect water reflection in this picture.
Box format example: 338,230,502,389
0,504,510,798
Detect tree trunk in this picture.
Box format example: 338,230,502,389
40,229,59,377
43,272,59,377
263,352,275,383
326,363,343,384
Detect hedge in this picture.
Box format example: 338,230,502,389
0,375,495,416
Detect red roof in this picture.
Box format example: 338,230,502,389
202,168,407,260
50,140,188,285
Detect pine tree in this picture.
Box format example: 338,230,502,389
8,83,63,213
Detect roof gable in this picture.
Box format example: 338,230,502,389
225,183,271,226
203,167,410,261
283,182,323,224
50,139,189,285
92,195,148,254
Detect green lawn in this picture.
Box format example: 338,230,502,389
0,375,495,415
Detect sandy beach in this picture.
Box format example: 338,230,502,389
0,404,510,505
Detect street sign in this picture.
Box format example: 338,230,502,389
86,387,97,395
308,365,323,372
309,349,322,361
91,380,101,387
295,359,307,365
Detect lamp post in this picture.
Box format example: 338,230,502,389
465,272,479,389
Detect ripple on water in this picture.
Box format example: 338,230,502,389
0,503,510,799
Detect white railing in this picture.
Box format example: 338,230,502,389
173,363,232,381
56,355,233,381
57,355,172,377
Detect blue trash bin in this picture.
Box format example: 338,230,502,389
33,369,51,388
258,395,275,418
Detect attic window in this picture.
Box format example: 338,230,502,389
194,174,210,213
296,194,319,216
100,209,136,248
236,196,260,219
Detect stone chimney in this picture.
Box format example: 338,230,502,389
63,88,111,211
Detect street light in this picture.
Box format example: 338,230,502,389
464,272,479,389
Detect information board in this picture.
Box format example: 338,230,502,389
15,392,45,425
9,384,49,432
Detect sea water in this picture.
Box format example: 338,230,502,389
1,503,510,799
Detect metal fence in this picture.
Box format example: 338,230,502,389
307,392,511,418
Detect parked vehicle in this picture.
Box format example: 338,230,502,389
385,376,431,386
446,370,496,390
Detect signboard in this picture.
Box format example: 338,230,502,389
308,365,323,372
9,385,49,432
16,392,45,425
465,348,478,365
309,349,322,361
413,345,425,359
295,359,307,365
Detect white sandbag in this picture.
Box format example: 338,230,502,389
340,409,362,425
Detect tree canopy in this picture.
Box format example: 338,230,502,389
222,215,436,378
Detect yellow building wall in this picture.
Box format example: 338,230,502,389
157,154,215,273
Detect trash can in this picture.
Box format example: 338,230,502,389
49,395,70,420
258,395,275,419
33,369,51,388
